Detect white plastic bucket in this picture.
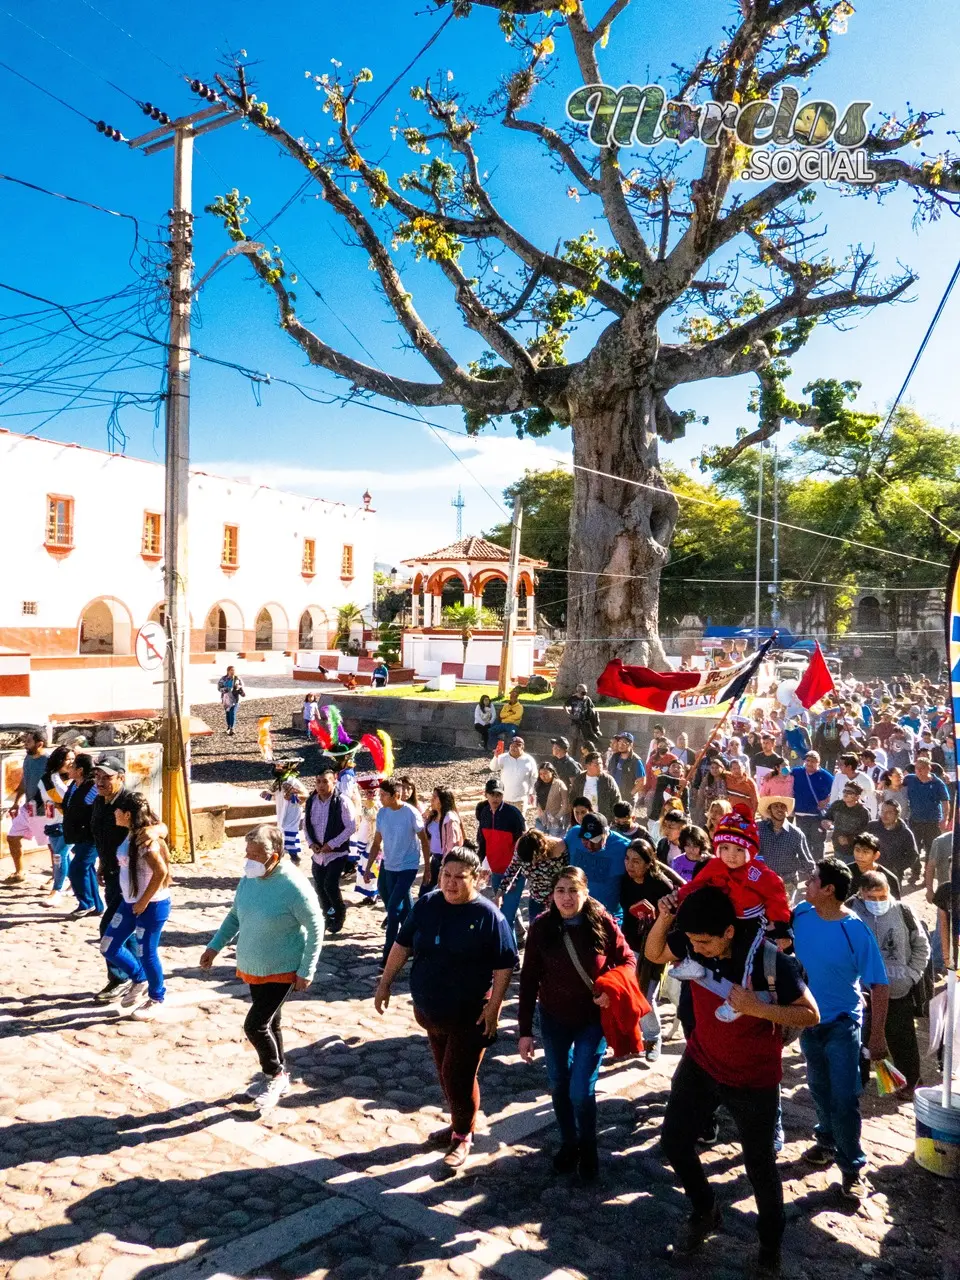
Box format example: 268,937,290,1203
914,1086,960,1178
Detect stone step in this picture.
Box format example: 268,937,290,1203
224,815,271,839
224,801,275,821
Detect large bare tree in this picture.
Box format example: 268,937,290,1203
201,0,959,693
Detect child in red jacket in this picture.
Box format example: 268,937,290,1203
674,803,791,927
670,805,792,1017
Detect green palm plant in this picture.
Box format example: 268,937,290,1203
441,603,485,668
334,602,364,654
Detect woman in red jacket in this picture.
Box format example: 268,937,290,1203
518,866,635,1182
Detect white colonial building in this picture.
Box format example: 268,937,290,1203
0,429,376,669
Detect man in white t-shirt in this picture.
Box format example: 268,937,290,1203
490,737,538,808
829,752,877,819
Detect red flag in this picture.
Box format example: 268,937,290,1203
794,642,834,709
596,640,775,717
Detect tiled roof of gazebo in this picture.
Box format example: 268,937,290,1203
402,536,546,566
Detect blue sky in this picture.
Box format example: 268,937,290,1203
3,0,959,563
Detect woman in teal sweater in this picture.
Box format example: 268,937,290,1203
200,825,323,1111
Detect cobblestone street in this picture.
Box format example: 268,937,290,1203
1,842,958,1280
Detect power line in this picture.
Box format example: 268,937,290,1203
0,57,96,124
72,0,181,75
0,4,144,108
865,465,959,541
791,254,960,586
536,566,945,592
354,9,455,133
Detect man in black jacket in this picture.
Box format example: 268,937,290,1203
305,768,357,934
90,756,137,1002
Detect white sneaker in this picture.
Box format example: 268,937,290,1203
256,1070,291,1111
669,957,707,982
131,998,162,1021
120,980,150,1009
41,891,63,908
245,1074,269,1099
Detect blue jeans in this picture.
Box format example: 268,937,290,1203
800,1014,865,1174
48,833,72,892
67,841,103,912
379,867,417,963
499,873,527,936
101,898,171,1001
224,702,237,731
539,1008,606,1146
493,724,519,745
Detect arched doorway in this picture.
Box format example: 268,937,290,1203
205,601,243,652
254,603,289,652
440,575,465,612
298,606,329,650
78,598,133,655
480,577,507,614
255,608,273,651
857,596,882,633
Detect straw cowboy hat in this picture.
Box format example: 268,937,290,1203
757,794,795,819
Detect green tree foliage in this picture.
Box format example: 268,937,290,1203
488,409,958,635
485,468,574,625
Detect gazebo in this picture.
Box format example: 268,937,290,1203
401,536,546,681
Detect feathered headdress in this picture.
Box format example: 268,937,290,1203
358,729,394,777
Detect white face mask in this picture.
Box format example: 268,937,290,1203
244,859,268,879
863,897,891,916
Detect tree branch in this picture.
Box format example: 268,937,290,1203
501,111,600,193
246,251,506,409
591,0,631,45
434,254,541,387
564,5,655,274
217,79,480,395
657,272,914,389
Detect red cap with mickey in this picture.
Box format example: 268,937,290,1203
712,803,760,859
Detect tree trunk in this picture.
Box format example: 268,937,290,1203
555,387,679,697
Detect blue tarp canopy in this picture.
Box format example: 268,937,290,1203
703,625,799,648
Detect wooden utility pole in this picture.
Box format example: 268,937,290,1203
497,501,523,698
128,98,242,854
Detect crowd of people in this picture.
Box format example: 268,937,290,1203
2,668,957,1279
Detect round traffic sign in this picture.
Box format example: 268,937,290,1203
135,621,168,672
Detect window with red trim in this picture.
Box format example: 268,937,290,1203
45,495,74,549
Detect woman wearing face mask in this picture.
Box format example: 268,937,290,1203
200,824,324,1112
850,871,930,1099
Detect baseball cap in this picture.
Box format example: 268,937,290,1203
579,814,608,841
550,736,570,750
484,778,504,795
93,754,125,776
616,731,634,744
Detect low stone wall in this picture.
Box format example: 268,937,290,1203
311,693,715,758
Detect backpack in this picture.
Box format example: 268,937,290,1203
903,906,935,1018
760,941,802,1047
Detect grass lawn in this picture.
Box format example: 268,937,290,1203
359,683,639,711
361,683,554,703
